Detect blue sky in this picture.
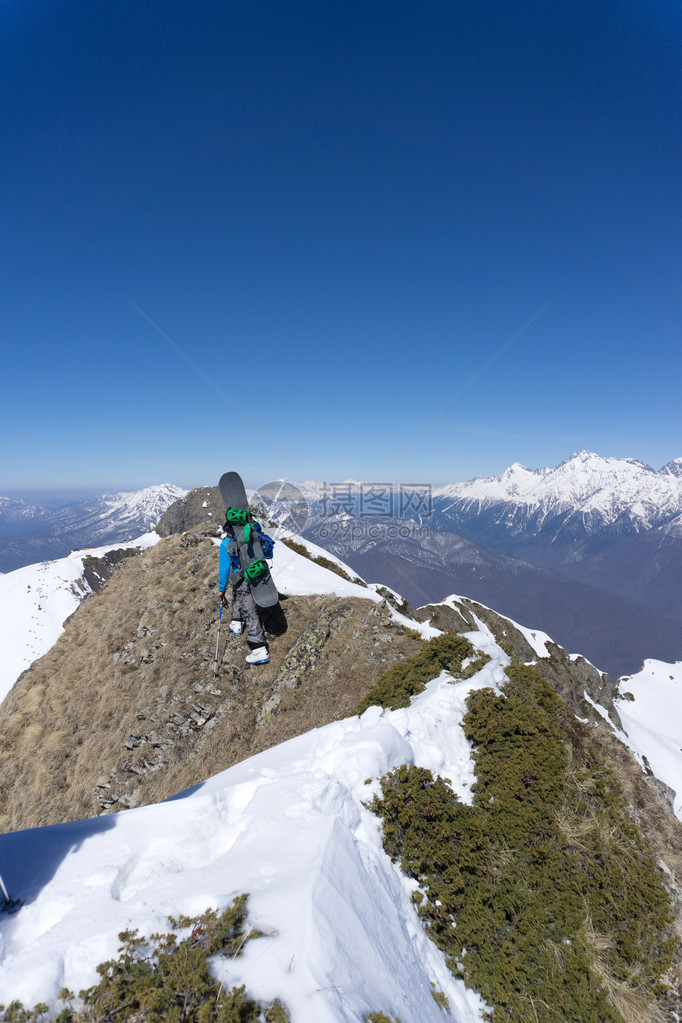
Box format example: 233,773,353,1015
1,0,681,493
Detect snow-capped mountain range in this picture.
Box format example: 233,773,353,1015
433,451,682,536
287,452,682,536
97,484,188,530
0,484,186,573
424,453,682,631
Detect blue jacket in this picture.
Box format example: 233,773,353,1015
218,536,241,592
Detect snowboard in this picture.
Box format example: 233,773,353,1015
218,471,279,608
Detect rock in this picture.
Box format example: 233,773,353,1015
118,789,141,809
79,547,142,594
414,602,474,633
274,607,350,690
156,487,223,536
374,586,413,617
647,775,677,812
257,693,282,727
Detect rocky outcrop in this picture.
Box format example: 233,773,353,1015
414,601,473,634
80,547,143,594
155,486,223,536
257,605,353,725
416,597,622,729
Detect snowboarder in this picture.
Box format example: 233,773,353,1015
218,519,271,665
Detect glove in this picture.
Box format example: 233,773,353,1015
220,590,229,607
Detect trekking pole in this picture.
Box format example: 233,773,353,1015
213,601,223,676
0,868,21,913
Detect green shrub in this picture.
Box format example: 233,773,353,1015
0,1006,50,1023
358,633,475,713
460,654,490,679
364,1014,403,1023
370,662,676,1023
430,986,450,1010
262,1003,289,1023
1,896,289,1023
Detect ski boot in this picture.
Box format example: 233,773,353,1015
246,646,269,665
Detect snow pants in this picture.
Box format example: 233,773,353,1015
232,582,265,645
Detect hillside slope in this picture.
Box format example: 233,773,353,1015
333,528,682,676
0,528,425,833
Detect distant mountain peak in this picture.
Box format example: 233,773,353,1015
556,450,657,473
102,483,187,524
661,458,682,478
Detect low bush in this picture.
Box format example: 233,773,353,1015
371,662,676,1022
0,895,289,1023
358,633,475,713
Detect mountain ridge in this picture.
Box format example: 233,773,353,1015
1,488,682,1020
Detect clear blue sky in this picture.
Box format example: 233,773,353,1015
2,0,681,493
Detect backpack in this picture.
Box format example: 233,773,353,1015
254,521,275,559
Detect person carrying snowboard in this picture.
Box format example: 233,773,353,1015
218,517,272,665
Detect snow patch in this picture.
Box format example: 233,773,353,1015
614,659,682,820
0,677,491,1022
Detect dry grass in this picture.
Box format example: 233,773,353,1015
581,916,666,1023
0,531,423,833
586,729,682,1019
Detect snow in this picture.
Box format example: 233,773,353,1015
0,532,160,704
0,675,490,1022
510,623,553,659
614,659,682,820
270,531,367,598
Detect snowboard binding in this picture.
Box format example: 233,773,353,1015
225,507,251,525
244,558,268,582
